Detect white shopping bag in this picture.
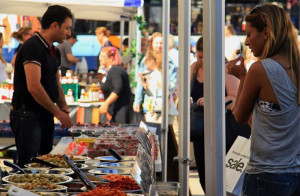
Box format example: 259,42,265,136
226,136,251,196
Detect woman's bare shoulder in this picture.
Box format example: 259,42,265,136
246,60,267,88
248,61,265,75
190,62,197,70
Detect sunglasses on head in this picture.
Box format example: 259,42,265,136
250,5,267,27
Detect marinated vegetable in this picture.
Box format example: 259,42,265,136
7,174,66,184
78,187,127,196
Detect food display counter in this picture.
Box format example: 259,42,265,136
0,123,170,196
1,157,143,196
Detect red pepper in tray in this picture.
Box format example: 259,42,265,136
78,187,127,196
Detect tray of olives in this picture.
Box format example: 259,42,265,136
3,183,68,192
2,174,73,185
24,162,88,169
20,168,74,175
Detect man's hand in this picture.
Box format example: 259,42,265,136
99,103,109,114
60,105,70,114
54,110,72,128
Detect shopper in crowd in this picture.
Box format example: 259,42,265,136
139,49,178,124
11,26,33,66
95,27,112,70
121,38,131,70
98,46,131,124
0,32,8,83
192,14,203,34
11,5,73,167
133,32,163,115
191,36,250,192
227,4,300,195
57,32,80,76
133,32,178,125
139,51,162,116
167,34,179,104
225,23,241,61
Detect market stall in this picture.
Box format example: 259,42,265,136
0,0,144,125
0,0,228,195
0,122,174,196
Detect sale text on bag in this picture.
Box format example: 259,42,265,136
226,151,249,173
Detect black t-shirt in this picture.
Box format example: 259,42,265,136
191,78,204,103
100,65,131,116
12,33,61,114
15,43,22,54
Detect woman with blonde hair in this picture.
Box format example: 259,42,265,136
95,27,113,70
11,26,33,66
95,27,112,47
227,4,300,195
133,32,162,114
98,46,131,124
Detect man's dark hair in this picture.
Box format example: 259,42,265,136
196,36,203,52
41,5,73,29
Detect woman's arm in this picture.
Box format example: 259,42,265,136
99,92,119,114
227,58,262,124
225,68,240,110
133,62,146,106
99,68,122,114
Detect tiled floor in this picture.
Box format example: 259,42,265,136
189,169,205,196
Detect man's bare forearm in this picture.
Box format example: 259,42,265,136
29,83,61,115
56,84,68,110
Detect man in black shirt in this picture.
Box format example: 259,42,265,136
11,5,73,167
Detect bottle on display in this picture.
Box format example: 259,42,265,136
80,88,85,100
67,89,73,97
66,88,74,102
99,89,104,102
66,70,72,78
8,85,14,99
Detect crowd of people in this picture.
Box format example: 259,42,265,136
1,2,299,196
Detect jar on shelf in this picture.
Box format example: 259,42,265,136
99,89,104,102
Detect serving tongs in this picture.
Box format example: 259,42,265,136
62,154,96,190
108,148,123,161
3,160,27,174
0,144,16,152
30,157,60,168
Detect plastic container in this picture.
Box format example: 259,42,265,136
74,137,96,149
153,182,180,196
